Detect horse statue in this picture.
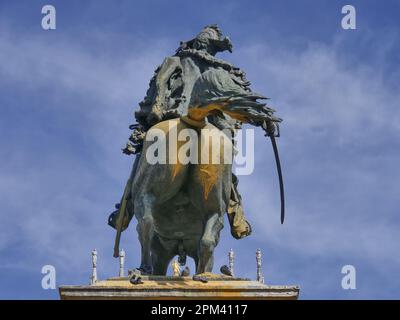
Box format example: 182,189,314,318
108,25,284,275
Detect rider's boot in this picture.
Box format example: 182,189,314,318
227,174,252,239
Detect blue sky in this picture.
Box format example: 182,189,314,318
0,0,399,299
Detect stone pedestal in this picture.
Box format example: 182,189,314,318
59,274,299,300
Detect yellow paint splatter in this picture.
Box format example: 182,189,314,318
198,164,220,200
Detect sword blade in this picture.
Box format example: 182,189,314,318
270,135,285,224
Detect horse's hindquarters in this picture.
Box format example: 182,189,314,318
132,118,233,274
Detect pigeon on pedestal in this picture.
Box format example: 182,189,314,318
220,265,233,277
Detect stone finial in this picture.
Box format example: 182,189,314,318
90,249,98,285
256,248,264,283
229,248,235,277
172,260,181,277
119,249,125,277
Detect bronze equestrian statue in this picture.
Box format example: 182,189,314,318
108,25,284,275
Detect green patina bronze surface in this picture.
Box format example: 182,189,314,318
108,25,283,275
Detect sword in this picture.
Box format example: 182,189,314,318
270,134,285,224
263,120,285,224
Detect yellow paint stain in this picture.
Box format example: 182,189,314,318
187,104,218,121
187,103,249,123
198,164,220,200
171,162,184,181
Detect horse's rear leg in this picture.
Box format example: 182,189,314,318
151,234,176,275
135,194,156,274
196,213,224,274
